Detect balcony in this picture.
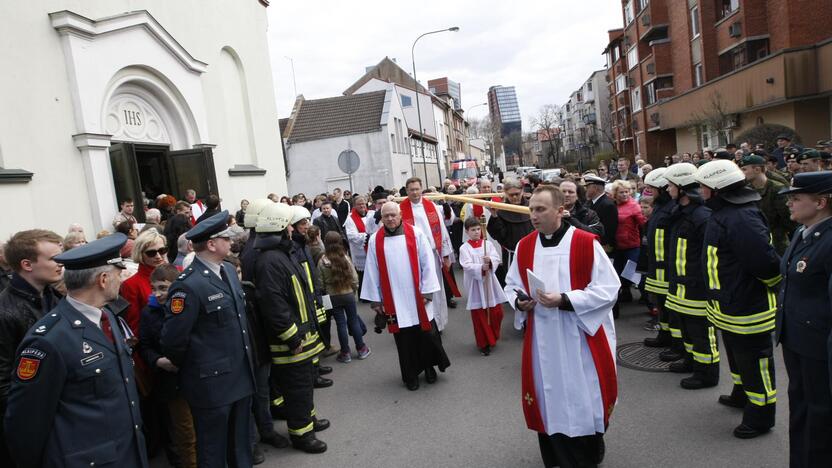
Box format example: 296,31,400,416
641,40,673,79
636,0,669,43
657,40,832,129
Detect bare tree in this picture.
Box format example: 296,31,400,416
598,110,622,159
531,104,562,168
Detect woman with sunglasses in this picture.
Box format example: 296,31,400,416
121,229,169,338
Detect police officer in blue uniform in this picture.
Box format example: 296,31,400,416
161,210,256,468
697,160,781,439
4,233,148,468
776,171,832,467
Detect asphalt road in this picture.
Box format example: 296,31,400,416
152,274,790,468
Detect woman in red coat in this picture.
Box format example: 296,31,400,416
121,229,169,337
611,180,646,303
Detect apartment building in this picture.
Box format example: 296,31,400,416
605,0,832,164
488,85,523,167
558,70,613,164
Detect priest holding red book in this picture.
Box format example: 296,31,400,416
505,185,620,467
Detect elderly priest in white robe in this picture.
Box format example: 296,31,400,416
505,185,620,468
361,202,451,391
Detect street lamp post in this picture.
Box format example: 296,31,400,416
412,26,459,185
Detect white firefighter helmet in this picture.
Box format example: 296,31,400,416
256,202,293,233
643,167,669,189
243,198,273,228
663,162,698,188
695,159,745,190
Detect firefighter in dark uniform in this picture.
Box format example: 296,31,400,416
253,202,329,453
696,160,781,439
4,234,149,468
161,211,255,468
776,171,832,467
740,154,796,255
641,168,684,356
289,205,334,388
663,163,720,389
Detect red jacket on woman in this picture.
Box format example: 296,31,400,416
120,262,153,337
615,198,646,250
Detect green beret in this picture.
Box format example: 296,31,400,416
798,149,821,161
739,154,766,167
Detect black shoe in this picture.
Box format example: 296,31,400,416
291,435,327,454
318,365,333,375
668,360,693,373
406,379,420,391
314,376,333,388
261,432,290,448
313,418,330,432
643,335,671,348
480,346,491,356
253,444,265,465
447,299,457,308
718,395,746,409
733,423,770,439
425,367,437,384
660,349,685,362
680,376,718,389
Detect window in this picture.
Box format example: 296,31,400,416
717,0,739,20
612,46,620,62
401,95,412,107
631,87,642,112
624,0,635,25
645,76,673,106
587,81,593,92
718,39,770,75
639,0,649,9
607,51,613,68
391,134,397,154
616,74,628,94
690,6,700,38
694,63,704,86
627,46,639,70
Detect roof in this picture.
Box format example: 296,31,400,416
343,56,430,96
286,91,387,143
278,118,289,138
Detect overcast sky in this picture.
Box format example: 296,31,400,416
266,1,622,129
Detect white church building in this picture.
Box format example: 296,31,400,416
0,1,287,239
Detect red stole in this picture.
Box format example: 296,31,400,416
400,198,462,297
467,239,483,249
516,228,617,433
375,223,431,333
350,208,366,233
473,204,484,218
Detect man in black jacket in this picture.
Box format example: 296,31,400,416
164,201,193,263
559,180,604,237
313,202,344,241
331,189,350,226
195,194,222,224
584,174,618,253
0,229,64,466
487,179,534,286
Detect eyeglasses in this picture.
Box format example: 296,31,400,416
143,247,169,258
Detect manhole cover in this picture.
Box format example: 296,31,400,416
617,342,672,372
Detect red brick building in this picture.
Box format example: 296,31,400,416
605,0,832,165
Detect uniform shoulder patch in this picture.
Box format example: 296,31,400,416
17,353,43,381
170,291,187,315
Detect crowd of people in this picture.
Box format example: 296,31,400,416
0,135,831,467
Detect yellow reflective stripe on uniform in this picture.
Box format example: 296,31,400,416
310,407,317,417
708,326,719,361
316,307,327,324
767,289,777,310
665,297,708,316
278,323,298,341
760,357,776,402
731,373,742,385
656,268,666,283
759,274,782,288
692,350,719,364
683,342,693,352
706,245,720,290
659,321,670,331
675,238,687,276
707,314,776,334
706,304,775,325
270,332,321,352
303,262,315,293
271,396,285,407
272,342,325,365
670,327,682,338
288,422,314,436
312,356,319,365
655,229,665,262
745,391,768,406
291,275,309,323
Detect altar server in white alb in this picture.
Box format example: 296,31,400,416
459,217,506,356
398,177,460,331
361,202,451,391
343,195,371,287
505,185,620,468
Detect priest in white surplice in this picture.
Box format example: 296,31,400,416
505,185,620,468
399,177,459,331
361,202,451,391
343,195,371,288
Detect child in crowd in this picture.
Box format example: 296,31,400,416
139,264,196,468
318,231,370,363
638,195,658,330
458,217,506,355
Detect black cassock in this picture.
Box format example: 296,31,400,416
392,319,450,385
